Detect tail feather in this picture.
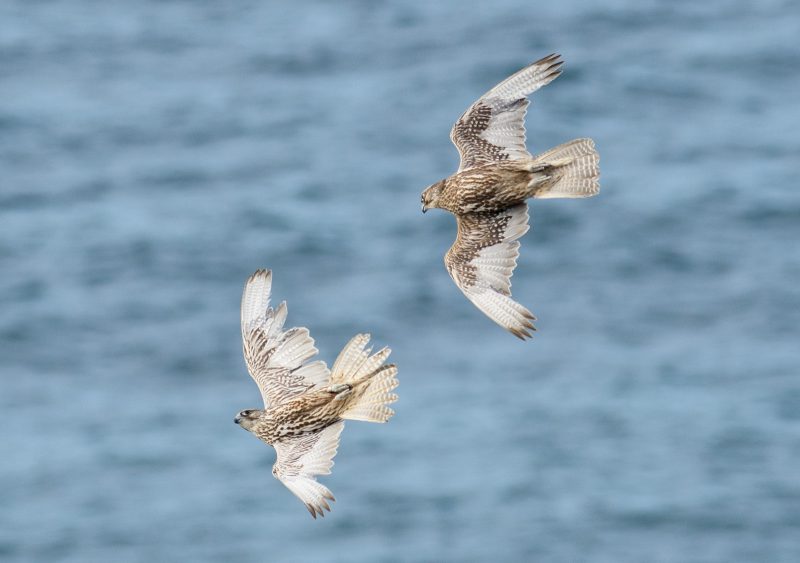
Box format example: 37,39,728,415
533,138,600,199
341,364,399,423
330,334,398,423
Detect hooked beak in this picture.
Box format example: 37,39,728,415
234,417,241,425
421,203,428,213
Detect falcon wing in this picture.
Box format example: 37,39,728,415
272,421,345,518
450,53,563,172
241,269,331,407
445,204,536,339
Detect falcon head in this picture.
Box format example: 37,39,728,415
421,180,445,213
234,409,261,431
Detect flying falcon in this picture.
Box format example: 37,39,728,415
235,269,399,518
421,53,600,339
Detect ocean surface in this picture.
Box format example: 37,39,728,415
2,1,799,561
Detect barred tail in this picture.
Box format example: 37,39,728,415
330,334,399,423
533,138,600,199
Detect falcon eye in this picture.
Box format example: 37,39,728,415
241,410,252,417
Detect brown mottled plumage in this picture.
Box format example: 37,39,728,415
235,269,398,518
421,54,600,339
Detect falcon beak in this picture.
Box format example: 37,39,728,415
421,203,428,213
234,416,241,425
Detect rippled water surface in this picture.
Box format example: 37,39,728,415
2,1,800,561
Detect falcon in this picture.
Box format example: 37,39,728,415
421,53,600,339
235,269,399,518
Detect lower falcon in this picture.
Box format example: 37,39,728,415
235,269,399,518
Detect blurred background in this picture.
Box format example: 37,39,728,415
2,1,799,561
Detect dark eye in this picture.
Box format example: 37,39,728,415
241,410,251,417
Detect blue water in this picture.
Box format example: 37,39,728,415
2,1,799,561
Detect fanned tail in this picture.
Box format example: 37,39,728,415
533,138,600,199
330,334,399,423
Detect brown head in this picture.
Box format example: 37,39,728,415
421,180,446,213
233,408,263,432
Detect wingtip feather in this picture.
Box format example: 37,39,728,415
241,268,275,328
484,52,566,101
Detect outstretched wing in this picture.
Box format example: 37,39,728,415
241,269,331,407
450,53,563,172
444,204,536,339
272,421,345,518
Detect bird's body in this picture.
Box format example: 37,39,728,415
235,269,398,518
421,54,600,339
431,159,560,215
244,384,358,442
